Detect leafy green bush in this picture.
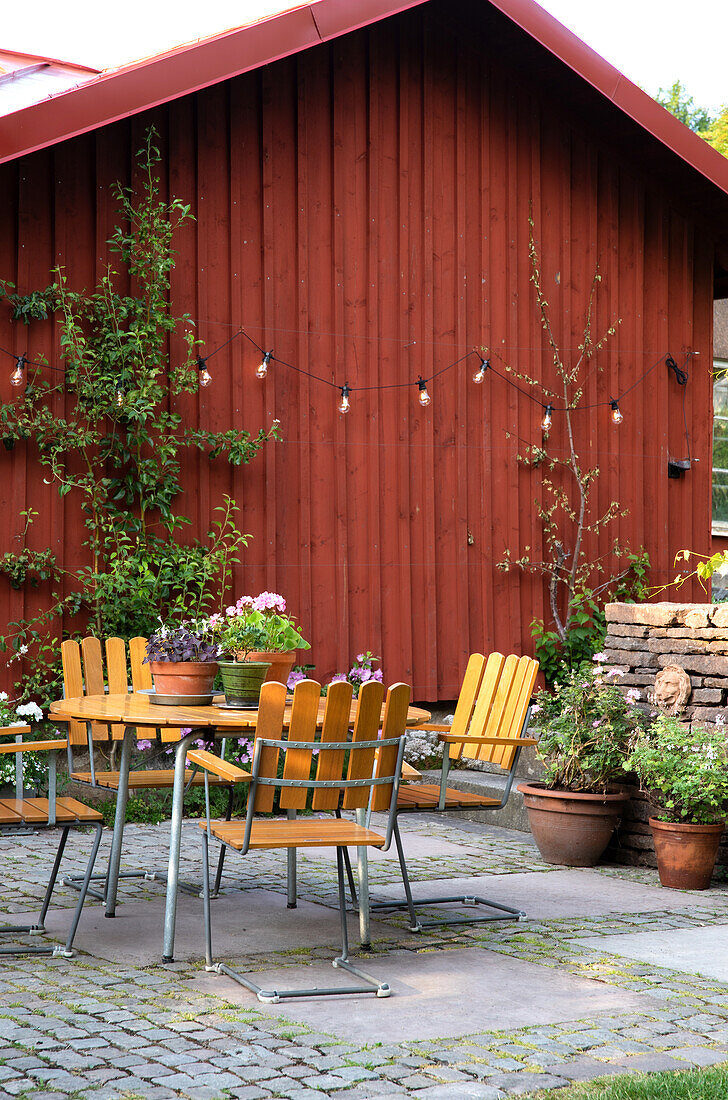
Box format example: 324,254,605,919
625,713,728,824
533,660,646,793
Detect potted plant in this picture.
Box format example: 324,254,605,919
624,714,728,889
517,658,646,866
211,593,310,703
144,621,220,696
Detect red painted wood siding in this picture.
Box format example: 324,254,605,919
0,3,716,700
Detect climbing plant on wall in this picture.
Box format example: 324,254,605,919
0,129,276,704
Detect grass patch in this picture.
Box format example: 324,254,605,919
529,1064,728,1099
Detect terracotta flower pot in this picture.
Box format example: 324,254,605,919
149,660,218,696
218,659,271,705
246,650,296,687
649,817,725,890
517,782,629,867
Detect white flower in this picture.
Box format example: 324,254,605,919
0,692,7,702
16,701,43,722
592,652,608,663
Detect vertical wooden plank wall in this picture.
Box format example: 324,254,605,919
0,5,717,699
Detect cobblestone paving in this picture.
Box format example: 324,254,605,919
2,817,728,1099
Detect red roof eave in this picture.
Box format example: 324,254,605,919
0,0,427,165
1,0,728,205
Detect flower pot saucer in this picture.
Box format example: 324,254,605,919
211,695,260,710
137,687,217,707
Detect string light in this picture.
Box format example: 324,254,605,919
338,384,351,414
115,381,125,408
417,377,431,407
473,357,489,384
541,404,553,432
10,354,26,388
197,356,212,388
609,399,623,425
257,350,273,379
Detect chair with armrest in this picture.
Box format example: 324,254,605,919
371,651,539,931
0,725,103,957
187,676,410,1003
60,636,234,902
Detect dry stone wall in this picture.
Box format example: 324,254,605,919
604,602,728,726
603,601,728,867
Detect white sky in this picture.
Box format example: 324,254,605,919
1,0,727,116
538,0,728,114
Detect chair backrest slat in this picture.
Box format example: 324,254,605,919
372,682,411,811
60,640,87,746
447,653,487,761
81,637,112,743
130,635,181,743
462,652,538,767
312,680,354,810
129,637,152,691
279,679,320,810
105,637,128,741
343,679,385,809
252,680,288,813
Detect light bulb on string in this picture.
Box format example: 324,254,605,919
541,404,553,432
115,381,125,409
609,399,623,425
338,383,351,414
197,356,212,388
257,350,273,379
473,358,489,384
417,377,431,407
10,354,27,388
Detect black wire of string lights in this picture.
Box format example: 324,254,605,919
0,326,694,438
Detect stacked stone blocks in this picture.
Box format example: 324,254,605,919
603,601,728,867
604,602,728,726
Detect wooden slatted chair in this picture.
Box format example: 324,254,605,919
371,651,539,931
187,677,410,1003
0,725,103,957
61,637,234,900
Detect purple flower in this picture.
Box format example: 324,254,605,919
330,673,348,685
287,669,307,691
137,739,152,750
592,652,608,664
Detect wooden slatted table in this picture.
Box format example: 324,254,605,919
50,692,429,961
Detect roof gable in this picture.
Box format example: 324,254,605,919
1,0,727,211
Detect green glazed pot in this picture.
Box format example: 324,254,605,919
218,659,271,705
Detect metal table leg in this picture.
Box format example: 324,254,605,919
105,726,133,917
355,807,370,950
163,729,196,962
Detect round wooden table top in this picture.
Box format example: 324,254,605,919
49,693,431,730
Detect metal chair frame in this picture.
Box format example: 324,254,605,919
371,652,539,931
0,733,103,958
196,679,408,1003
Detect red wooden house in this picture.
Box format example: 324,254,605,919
1,0,728,699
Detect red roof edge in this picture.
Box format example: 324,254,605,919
1,0,727,205
489,0,728,199
0,0,427,165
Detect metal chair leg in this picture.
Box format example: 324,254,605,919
371,815,525,929
202,831,214,970
0,822,103,958
205,847,391,1002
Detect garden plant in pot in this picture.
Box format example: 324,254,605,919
624,714,728,890
211,592,310,705
518,658,646,866
144,621,220,697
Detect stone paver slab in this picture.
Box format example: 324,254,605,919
572,925,728,982
187,946,657,1042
